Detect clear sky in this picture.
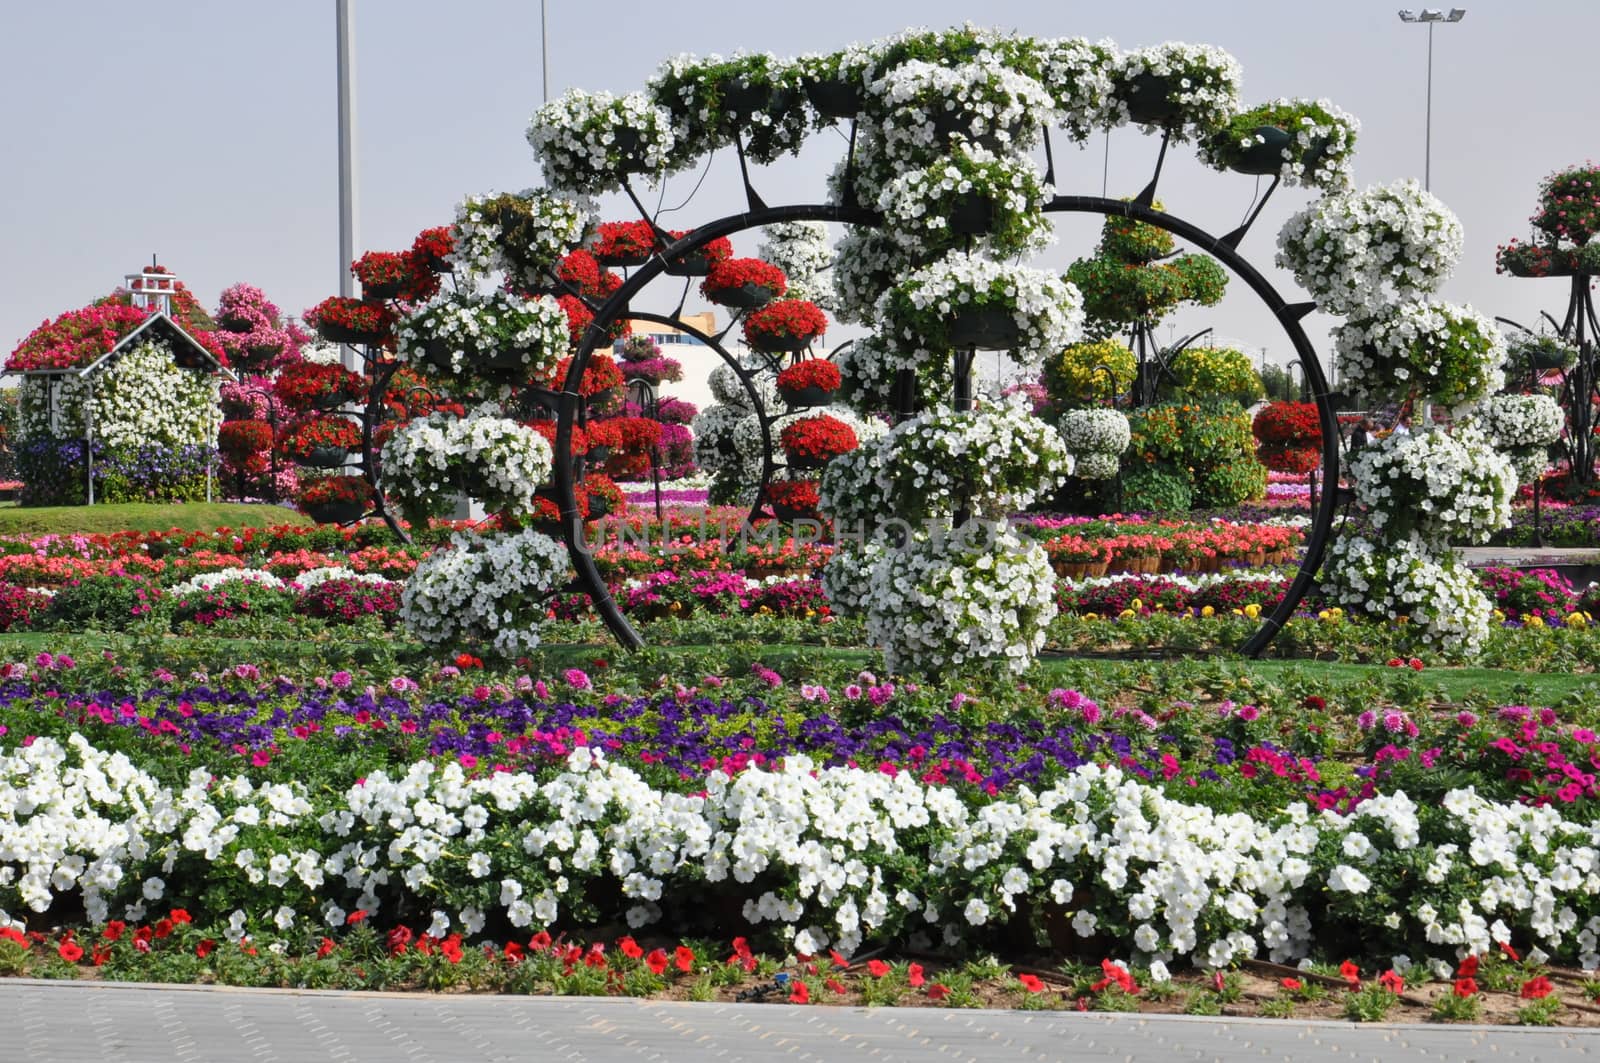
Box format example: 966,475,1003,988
3,0,1595,388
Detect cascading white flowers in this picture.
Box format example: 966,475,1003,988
400,527,570,656
380,404,554,523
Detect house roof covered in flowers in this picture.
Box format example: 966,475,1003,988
8,310,233,379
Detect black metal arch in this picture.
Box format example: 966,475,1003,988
554,196,1341,659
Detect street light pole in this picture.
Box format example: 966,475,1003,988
1397,8,1466,193
336,0,358,371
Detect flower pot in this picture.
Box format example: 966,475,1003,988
719,78,771,117
1083,560,1110,578
297,446,350,469
1228,126,1294,176
1053,560,1090,579
1123,72,1180,125
706,283,776,310
748,332,816,354
932,111,1025,151
587,495,612,521
219,316,255,335
596,250,652,269
785,453,830,471
310,394,356,413
317,321,385,347
361,279,405,300
585,445,613,465
664,251,714,277
805,78,861,120
948,192,995,236
305,500,366,525
778,384,834,408
947,307,1020,350
770,501,815,521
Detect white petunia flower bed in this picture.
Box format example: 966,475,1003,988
11,734,1600,970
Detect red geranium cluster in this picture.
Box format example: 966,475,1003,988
218,419,273,460
1252,401,1321,445
701,257,787,298
592,220,657,261
777,358,842,392
525,420,590,457
764,479,821,514
274,363,367,412
744,299,827,343
555,249,624,301
306,297,396,341
664,230,733,267
581,472,627,516
280,416,363,459
546,354,625,396
298,474,374,507
411,226,455,269
557,294,630,345
780,414,858,463
352,249,439,302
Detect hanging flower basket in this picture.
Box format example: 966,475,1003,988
281,415,363,470
661,232,733,277
361,279,405,300
743,298,827,354
1122,72,1182,125
218,316,255,335
310,297,395,348
592,220,656,268
305,500,367,525
763,479,821,520
776,359,841,408
780,413,858,469
412,227,455,273
1227,125,1294,175
804,77,862,120
702,258,787,309
948,192,996,236
948,306,1021,349
298,446,350,469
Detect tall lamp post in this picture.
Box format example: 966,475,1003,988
1396,8,1466,192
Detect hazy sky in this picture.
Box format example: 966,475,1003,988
3,0,1596,393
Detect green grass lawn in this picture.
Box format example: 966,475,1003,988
0,501,310,536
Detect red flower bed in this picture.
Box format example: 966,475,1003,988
776,359,842,392
701,257,787,299
780,414,857,463
593,220,657,261
744,299,827,344
7,303,158,372
274,363,367,412
1252,401,1321,446
218,420,273,461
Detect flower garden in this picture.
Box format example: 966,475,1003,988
4,24,1600,1028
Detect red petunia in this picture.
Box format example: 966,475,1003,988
504,942,525,964
345,909,369,926
169,909,193,925
1018,973,1045,994
529,931,553,952
907,963,925,988
788,981,810,1004
826,978,847,994
646,949,669,975
1280,977,1303,991
1339,960,1361,988
927,984,950,1002
1521,975,1555,1000
57,939,83,963
1453,977,1479,998
618,936,644,960
674,945,695,973
317,937,336,959
195,939,216,958
1457,954,1480,978
101,920,126,942
828,949,850,969
154,918,174,939
1378,969,1404,995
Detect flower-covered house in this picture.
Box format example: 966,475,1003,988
5,266,233,504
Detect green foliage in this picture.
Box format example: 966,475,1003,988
1516,996,1563,1026
1431,990,1482,1022
0,501,310,536
1124,401,1267,509
1343,983,1399,1022
44,575,160,632
1067,208,1228,333
1122,465,1192,513
1168,346,1265,404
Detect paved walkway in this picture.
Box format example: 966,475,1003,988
0,979,1594,1062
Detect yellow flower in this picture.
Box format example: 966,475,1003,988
1118,608,1137,619
1569,612,1590,629
1243,603,1261,619
1492,609,1506,622
1130,598,1144,611
1201,605,1215,617
1527,615,1544,627
1084,612,1099,621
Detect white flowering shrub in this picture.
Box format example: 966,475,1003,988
395,290,569,378
879,253,1085,368
1349,428,1516,548
1276,180,1463,315
526,89,678,197
865,527,1057,675
400,528,570,656
1074,451,1122,480
1464,393,1565,484
380,404,554,522
819,541,885,617
833,332,933,416
1110,43,1242,142
290,566,396,592
875,397,1071,521
167,568,287,596
1321,534,1493,655
830,228,906,326
818,436,889,528
1333,300,1505,409
19,340,221,451
448,190,587,283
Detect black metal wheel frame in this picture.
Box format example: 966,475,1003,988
550,185,1343,658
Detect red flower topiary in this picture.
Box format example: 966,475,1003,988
1258,443,1321,474
764,479,821,516
1252,401,1321,446
780,414,858,464
776,359,842,393
352,249,439,302
701,258,787,300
